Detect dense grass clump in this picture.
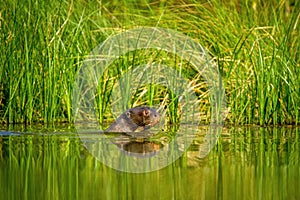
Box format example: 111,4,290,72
0,0,299,125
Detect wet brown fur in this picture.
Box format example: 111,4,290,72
106,107,160,132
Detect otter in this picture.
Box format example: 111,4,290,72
106,106,160,132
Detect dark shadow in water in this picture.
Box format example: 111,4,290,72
105,131,162,158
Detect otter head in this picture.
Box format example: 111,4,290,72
127,107,160,128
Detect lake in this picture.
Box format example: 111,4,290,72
0,125,299,199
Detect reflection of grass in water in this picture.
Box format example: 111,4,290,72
0,0,299,125
0,126,299,199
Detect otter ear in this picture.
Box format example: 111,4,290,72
142,108,150,116
126,111,131,118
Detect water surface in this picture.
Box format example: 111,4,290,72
0,125,299,199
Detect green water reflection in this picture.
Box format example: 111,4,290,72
0,126,299,199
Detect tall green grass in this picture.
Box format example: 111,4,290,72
0,0,299,125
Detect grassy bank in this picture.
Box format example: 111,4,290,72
0,0,299,125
